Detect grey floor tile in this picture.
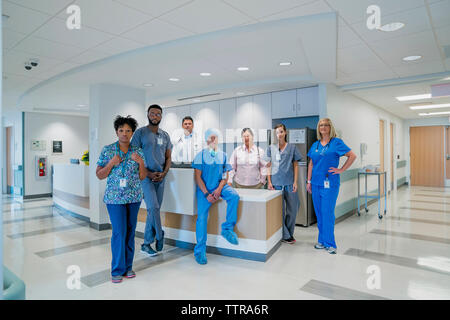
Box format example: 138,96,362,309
344,248,450,276
7,223,89,239
399,207,449,214
35,238,111,258
300,279,389,300
387,216,450,226
370,229,450,245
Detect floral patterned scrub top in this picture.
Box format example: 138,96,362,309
97,142,145,204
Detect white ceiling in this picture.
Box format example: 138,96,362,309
2,0,450,120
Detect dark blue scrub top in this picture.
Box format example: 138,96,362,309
307,138,351,188
192,149,232,192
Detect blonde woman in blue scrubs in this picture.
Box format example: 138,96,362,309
307,118,356,254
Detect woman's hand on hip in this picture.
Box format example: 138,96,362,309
328,167,344,175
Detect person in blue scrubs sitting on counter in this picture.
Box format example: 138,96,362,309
96,115,147,283
307,118,356,254
191,128,240,265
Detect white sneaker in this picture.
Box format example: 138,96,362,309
326,247,337,254
314,243,325,249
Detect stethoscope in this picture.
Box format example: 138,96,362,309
315,138,333,155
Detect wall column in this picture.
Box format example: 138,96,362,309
89,83,146,230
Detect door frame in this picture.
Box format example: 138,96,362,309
379,118,387,196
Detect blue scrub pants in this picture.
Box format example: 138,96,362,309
194,184,239,257
142,178,165,245
106,202,141,276
311,184,340,249
273,185,299,240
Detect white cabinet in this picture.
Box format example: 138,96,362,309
271,87,319,119
161,105,191,141
271,89,297,119
297,86,319,117
253,93,272,129
236,96,253,130
191,100,220,141
220,98,236,143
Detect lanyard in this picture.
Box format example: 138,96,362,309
115,142,131,177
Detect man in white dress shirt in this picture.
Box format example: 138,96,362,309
171,116,202,163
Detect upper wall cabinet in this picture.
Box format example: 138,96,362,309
252,93,272,131
271,89,297,119
191,100,220,138
236,96,253,130
271,86,319,119
297,86,319,117
220,98,236,142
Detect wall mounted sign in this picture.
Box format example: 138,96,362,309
52,140,63,154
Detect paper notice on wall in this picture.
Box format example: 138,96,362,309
288,129,305,144
31,140,46,151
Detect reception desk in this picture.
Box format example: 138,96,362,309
138,168,283,261
52,163,90,220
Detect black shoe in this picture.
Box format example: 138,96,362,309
141,244,158,256
282,237,296,244
156,231,165,252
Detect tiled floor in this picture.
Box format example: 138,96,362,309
2,185,450,300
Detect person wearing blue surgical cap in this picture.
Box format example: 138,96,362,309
191,128,240,265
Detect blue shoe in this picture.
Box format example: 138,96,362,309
195,252,207,265
221,230,239,245
156,231,164,252
141,244,158,257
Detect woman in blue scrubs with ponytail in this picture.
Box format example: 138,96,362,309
307,118,356,254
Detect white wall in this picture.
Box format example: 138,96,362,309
326,84,407,212
89,83,146,227
24,112,89,196
2,111,23,194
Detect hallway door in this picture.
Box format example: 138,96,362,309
410,126,444,187
446,126,450,186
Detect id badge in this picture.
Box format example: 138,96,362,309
157,138,163,145
120,179,127,188
324,180,330,189
275,153,281,161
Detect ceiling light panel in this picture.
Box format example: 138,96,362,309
396,94,431,101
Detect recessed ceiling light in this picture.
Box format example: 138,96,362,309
403,55,422,62
396,94,431,101
410,103,450,110
237,67,249,71
169,78,180,82
143,83,154,87
200,72,211,76
379,22,405,32
419,111,450,116
279,62,292,66
236,92,245,95
193,99,202,102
